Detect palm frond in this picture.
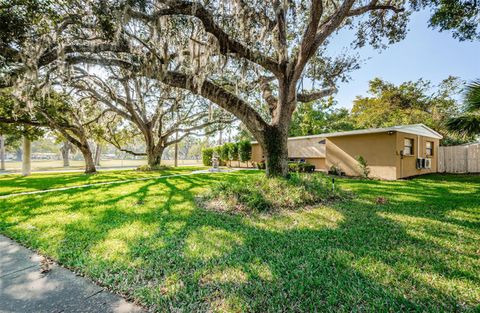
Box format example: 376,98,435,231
446,112,480,136
465,80,480,112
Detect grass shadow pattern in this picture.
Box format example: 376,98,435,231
0,171,479,312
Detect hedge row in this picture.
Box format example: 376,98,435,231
202,140,252,166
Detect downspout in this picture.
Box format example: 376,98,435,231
417,135,420,158
417,135,420,172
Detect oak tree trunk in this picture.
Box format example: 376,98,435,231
259,125,289,177
79,145,96,174
147,147,164,168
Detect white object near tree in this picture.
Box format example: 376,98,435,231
0,135,5,170
209,156,220,172
22,136,31,176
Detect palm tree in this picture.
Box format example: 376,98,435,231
447,80,480,136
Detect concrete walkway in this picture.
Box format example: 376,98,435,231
0,235,144,313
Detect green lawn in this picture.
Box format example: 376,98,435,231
0,166,205,196
0,171,479,312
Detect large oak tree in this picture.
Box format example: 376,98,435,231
71,67,232,167
4,0,411,176
0,89,103,173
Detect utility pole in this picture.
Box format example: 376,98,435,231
218,129,223,146
0,135,5,171
22,136,31,176
174,130,178,167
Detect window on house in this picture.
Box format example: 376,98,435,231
404,138,414,156
426,141,433,156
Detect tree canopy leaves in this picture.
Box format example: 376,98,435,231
415,0,480,41
350,77,474,144
447,80,480,136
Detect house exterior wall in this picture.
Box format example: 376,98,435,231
250,130,440,180
251,140,326,171
251,137,326,162
287,137,326,158
325,133,398,180
303,157,326,170
395,132,439,178
251,143,263,163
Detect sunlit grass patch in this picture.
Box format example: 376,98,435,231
0,172,479,311
250,206,344,231
0,166,206,196
185,226,244,261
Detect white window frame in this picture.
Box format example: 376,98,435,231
404,138,414,156
426,141,433,156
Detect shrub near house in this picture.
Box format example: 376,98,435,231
256,161,316,172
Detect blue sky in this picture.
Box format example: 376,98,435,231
331,10,480,110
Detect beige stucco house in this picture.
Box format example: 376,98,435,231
251,124,443,180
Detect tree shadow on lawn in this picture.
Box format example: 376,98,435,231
0,172,479,312
335,174,480,231
0,166,203,196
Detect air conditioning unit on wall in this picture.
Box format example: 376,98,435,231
416,158,423,169
424,158,432,169
416,158,432,169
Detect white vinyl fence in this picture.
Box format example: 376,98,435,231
438,143,480,173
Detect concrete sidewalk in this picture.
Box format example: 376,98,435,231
0,235,144,313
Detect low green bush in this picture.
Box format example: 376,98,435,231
356,155,370,178
202,173,340,213
329,164,344,176
288,162,315,173
256,161,266,169
304,163,315,172
255,161,314,172
202,148,214,166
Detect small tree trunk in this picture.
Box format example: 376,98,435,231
80,146,96,174
22,136,31,176
0,135,5,171
94,144,102,166
61,141,70,167
260,126,289,177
